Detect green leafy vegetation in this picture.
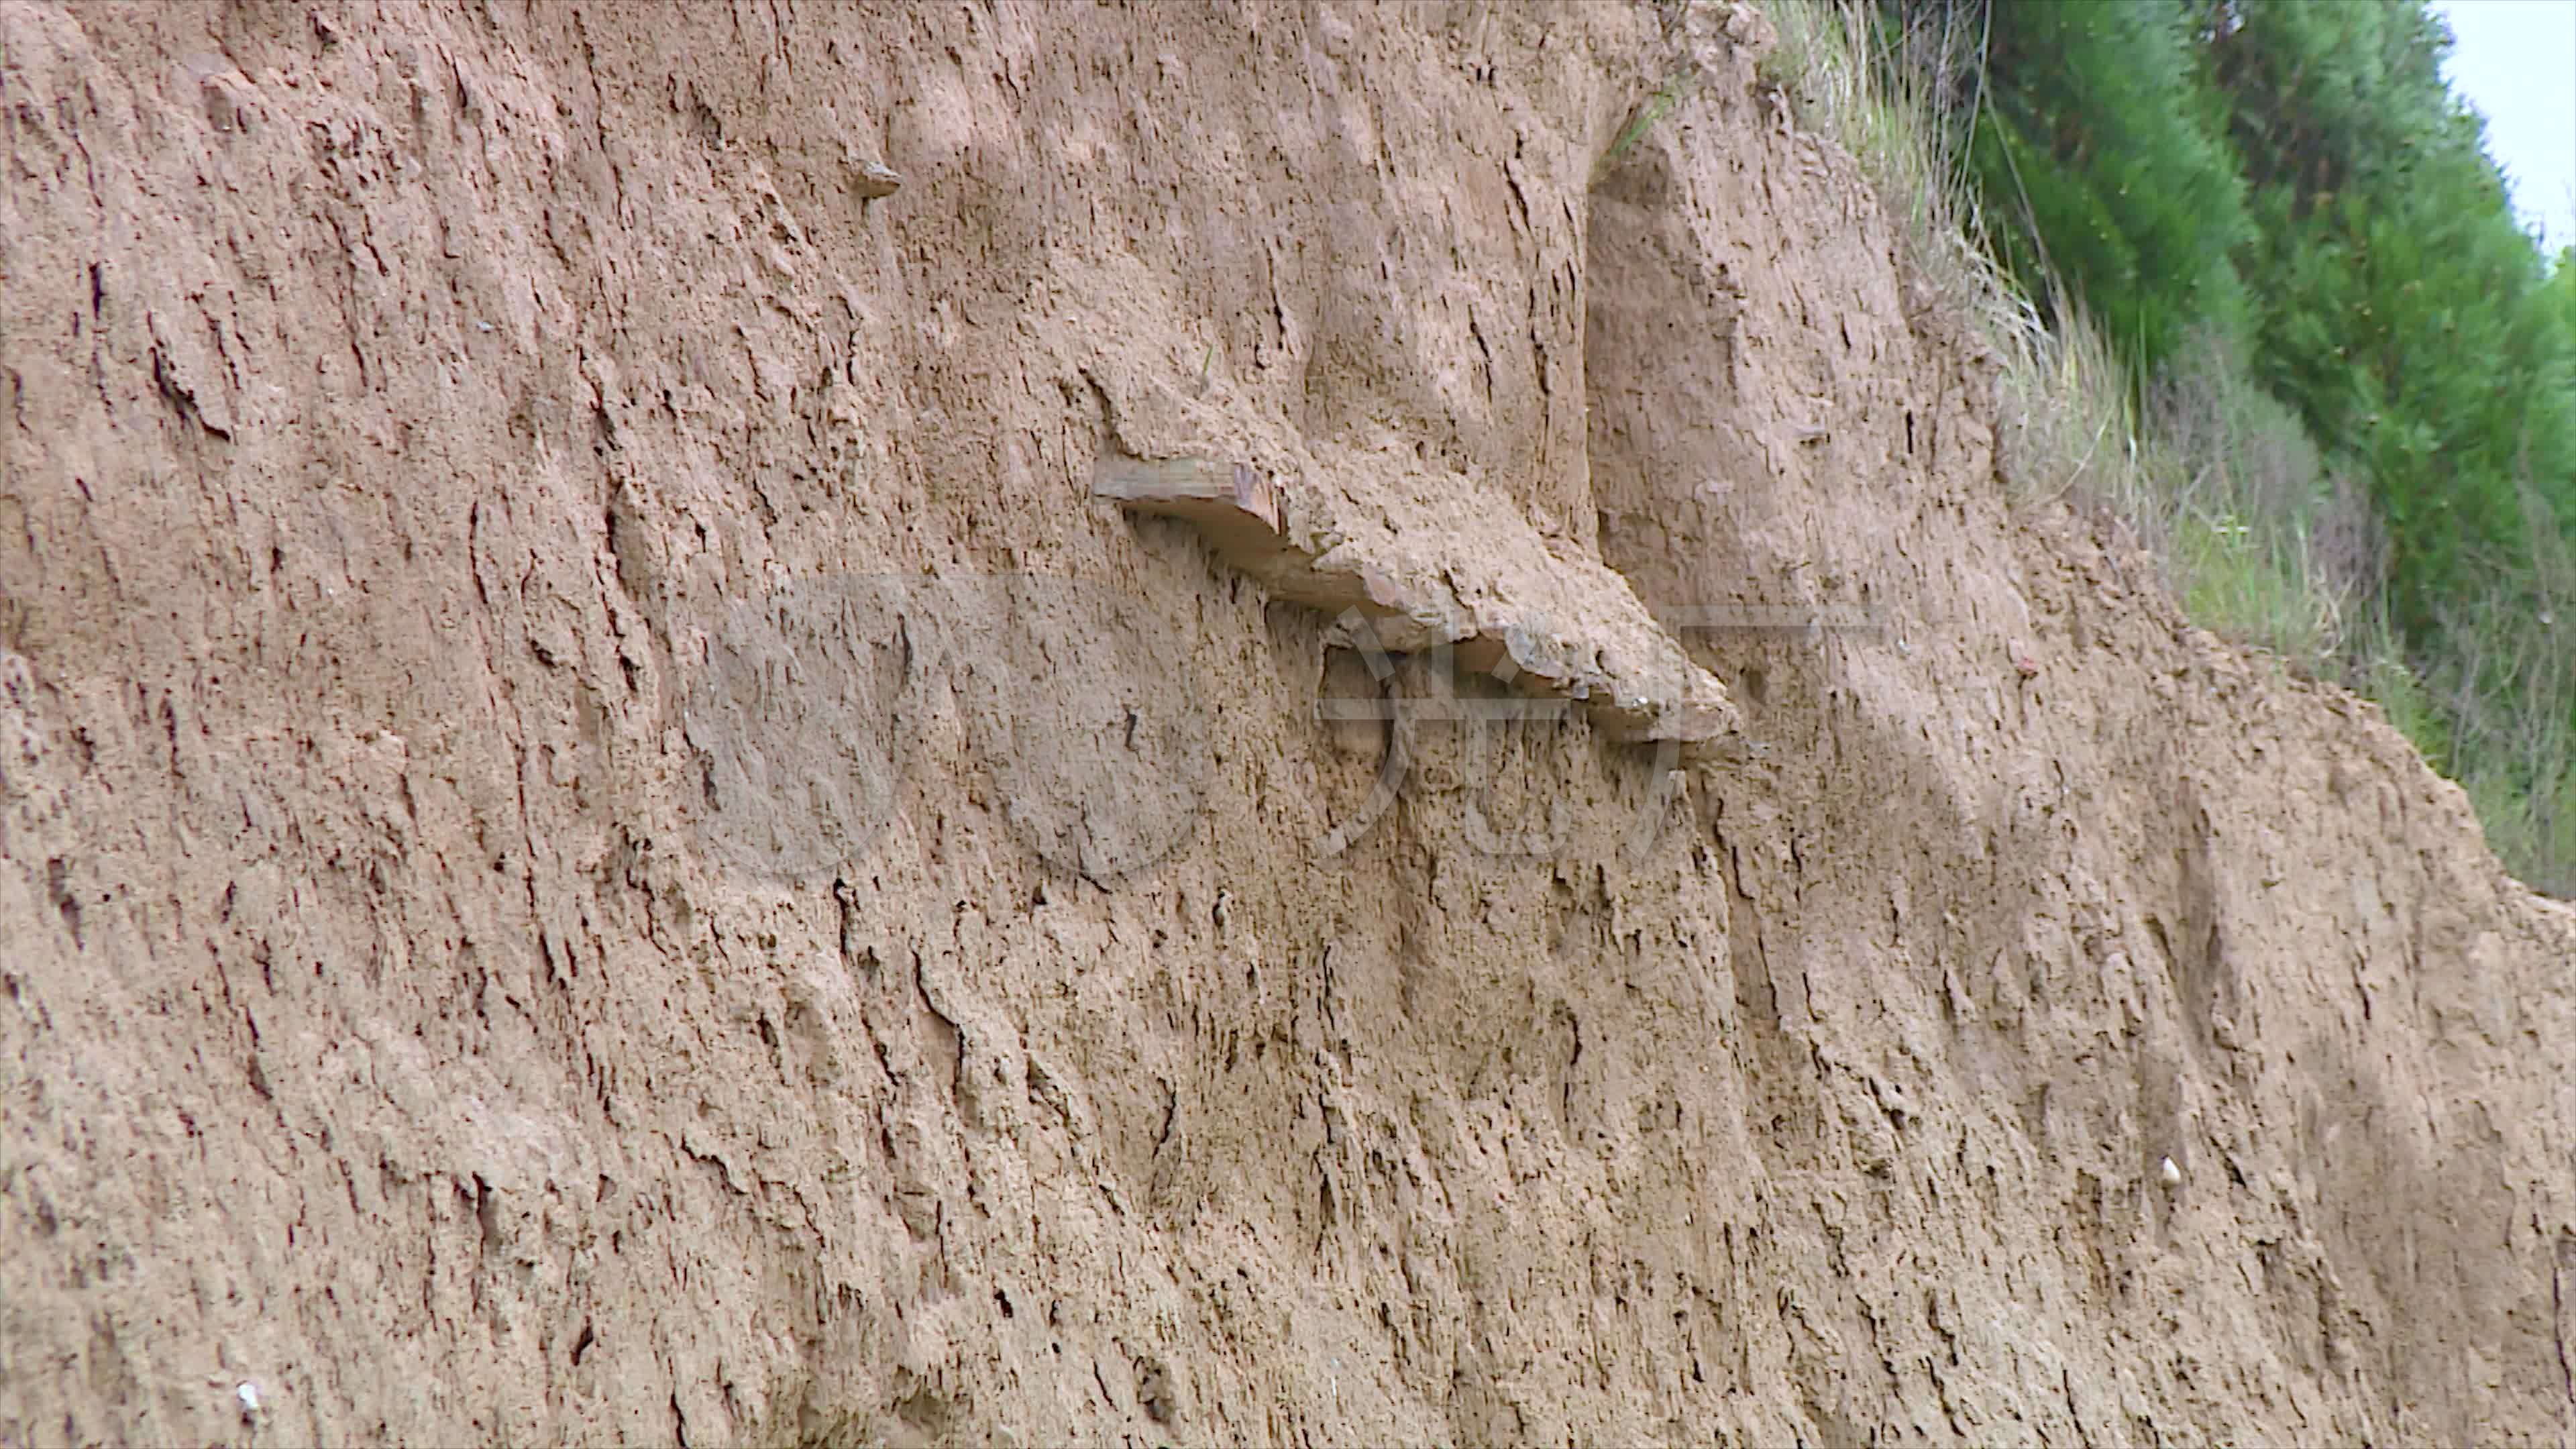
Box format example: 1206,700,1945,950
1756,0,2576,893
1968,0,2256,381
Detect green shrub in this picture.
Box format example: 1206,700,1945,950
1949,0,2257,380
1756,0,2576,894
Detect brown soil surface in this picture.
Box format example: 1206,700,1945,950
5,1,2571,1443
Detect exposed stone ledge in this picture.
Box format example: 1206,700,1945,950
1093,450,1742,758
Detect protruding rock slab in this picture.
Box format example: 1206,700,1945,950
1094,450,1741,758
1090,455,1279,529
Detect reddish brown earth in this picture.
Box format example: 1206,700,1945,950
4,1,2572,1444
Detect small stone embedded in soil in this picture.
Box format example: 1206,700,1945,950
852,160,904,199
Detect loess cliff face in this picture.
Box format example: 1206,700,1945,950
3,1,2572,1444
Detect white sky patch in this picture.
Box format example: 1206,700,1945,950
2430,0,2576,254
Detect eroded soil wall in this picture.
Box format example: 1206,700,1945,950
3,2,2572,1444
